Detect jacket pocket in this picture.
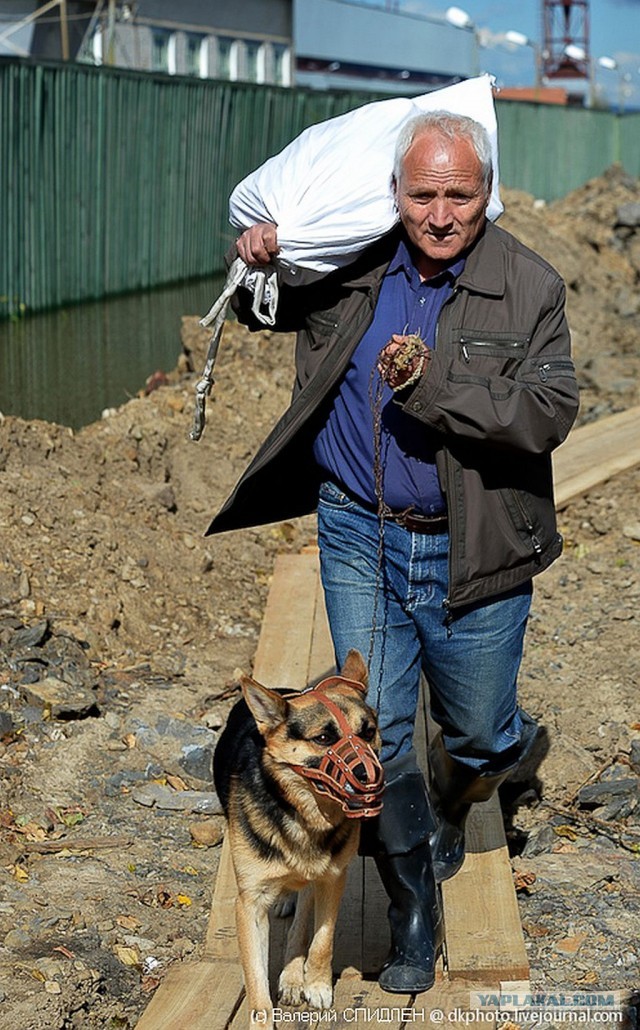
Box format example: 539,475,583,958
456,331,531,364
502,488,545,561
305,311,340,350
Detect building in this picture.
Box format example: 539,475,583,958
294,0,475,94
0,0,477,94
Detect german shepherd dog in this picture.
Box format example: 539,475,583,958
214,649,383,1025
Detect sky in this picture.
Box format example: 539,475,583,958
400,0,640,110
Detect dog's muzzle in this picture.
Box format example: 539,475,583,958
290,681,384,819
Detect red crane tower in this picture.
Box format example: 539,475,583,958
542,0,590,80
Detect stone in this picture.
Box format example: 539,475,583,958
0,710,14,735
616,202,640,228
19,676,98,719
179,744,214,782
4,928,32,950
622,523,640,542
11,619,49,649
189,819,225,847
131,782,223,814
615,288,640,319
154,485,177,512
578,778,638,807
130,715,217,784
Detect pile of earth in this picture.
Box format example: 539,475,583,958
0,166,639,1029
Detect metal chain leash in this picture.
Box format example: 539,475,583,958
367,360,389,711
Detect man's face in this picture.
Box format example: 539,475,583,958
395,130,490,277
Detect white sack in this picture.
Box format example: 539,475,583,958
229,74,502,286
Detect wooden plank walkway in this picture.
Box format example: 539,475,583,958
553,404,640,509
136,405,640,1028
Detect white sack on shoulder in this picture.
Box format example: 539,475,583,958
229,74,502,286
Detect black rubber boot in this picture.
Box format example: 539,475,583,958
360,751,443,994
429,712,539,883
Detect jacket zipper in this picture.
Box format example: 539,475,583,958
436,287,460,622
511,490,543,559
538,359,574,382
460,338,528,364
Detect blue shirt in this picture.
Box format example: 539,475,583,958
313,239,464,514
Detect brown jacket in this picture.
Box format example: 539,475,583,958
206,221,579,610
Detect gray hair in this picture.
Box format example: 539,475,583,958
393,110,493,192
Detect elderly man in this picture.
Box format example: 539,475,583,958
207,112,579,993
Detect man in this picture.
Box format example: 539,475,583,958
207,112,579,993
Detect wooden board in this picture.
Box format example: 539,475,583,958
553,404,640,509
134,961,244,1030
415,677,528,982
441,796,529,982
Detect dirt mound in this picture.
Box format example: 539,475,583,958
0,170,639,1028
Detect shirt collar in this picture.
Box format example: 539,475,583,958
387,236,466,285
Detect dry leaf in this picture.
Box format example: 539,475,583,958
141,975,163,994
513,869,536,892
553,824,579,840
555,933,588,954
114,945,141,967
575,971,598,986
157,888,173,908
15,822,47,842
122,733,137,749
166,774,188,792
13,864,29,882
523,922,550,938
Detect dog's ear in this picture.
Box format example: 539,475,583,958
241,677,288,733
339,649,368,693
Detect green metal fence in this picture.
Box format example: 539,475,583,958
1,58,638,319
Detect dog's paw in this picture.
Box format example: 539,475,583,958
277,978,305,1007
303,981,334,1010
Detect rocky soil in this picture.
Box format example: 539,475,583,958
1,166,639,1029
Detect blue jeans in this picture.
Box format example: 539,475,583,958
317,480,532,770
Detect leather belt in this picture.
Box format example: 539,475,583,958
382,507,449,535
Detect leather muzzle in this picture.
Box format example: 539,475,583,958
290,679,384,819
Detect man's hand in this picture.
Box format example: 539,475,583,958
236,222,279,266
378,333,431,392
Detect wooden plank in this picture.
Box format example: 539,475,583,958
418,681,528,982
203,834,239,960
135,961,243,1030
441,795,529,982
251,551,321,688
553,404,640,509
